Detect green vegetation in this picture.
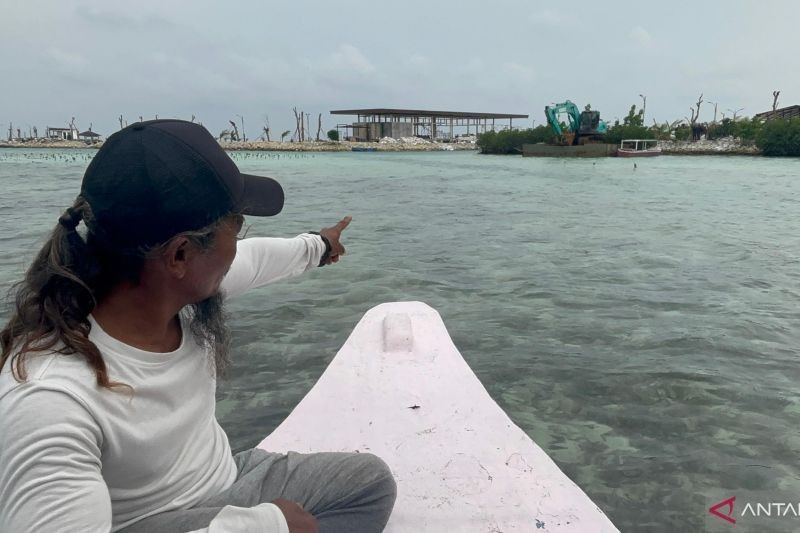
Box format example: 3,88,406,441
672,124,692,141
706,117,762,142
326,129,339,141
604,104,650,144
478,100,800,157
756,119,800,156
604,125,651,145
733,118,763,143
477,126,552,154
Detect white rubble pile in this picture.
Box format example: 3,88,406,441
398,136,432,145
376,136,474,150
378,136,434,145
658,136,759,154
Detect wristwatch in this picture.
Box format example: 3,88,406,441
308,231,332,267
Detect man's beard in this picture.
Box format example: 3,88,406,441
189,292,231,378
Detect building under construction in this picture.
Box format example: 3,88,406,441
754,105,800,121
330,108,529,142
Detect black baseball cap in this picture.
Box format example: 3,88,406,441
80,119,284,250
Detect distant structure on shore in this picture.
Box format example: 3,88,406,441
330,108,528,142
46,126,79,141
78,129,102,142
754,105,800,121
42,126,101,143
17,123,103,143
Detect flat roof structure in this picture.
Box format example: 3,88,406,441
330,108,529,141
331,108,528,120
754,105,800,121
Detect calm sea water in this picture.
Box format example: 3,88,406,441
1,148,799,531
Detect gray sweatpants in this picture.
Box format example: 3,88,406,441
119,449,397,533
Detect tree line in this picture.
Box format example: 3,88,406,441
477,93,800,157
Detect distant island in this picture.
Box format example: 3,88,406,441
0,138,478,152
3,100,798,157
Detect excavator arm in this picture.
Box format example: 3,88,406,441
544,100,607,144
544,101,581,137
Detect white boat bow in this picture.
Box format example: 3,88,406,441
259,301,618,532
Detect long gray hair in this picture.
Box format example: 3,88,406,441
1,196,234,390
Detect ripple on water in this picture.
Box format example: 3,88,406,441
3,150,800,531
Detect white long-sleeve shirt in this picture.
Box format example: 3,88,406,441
0,234,327,533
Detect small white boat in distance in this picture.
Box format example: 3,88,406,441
617,139,661,157
259,302,619,532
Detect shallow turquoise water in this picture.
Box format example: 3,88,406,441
1,148,799,531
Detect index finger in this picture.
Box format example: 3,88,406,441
336,215,352,231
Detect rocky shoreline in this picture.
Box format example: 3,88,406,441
0,139,100,149
0,138,478,152
0,136,763,155
221,138,478,152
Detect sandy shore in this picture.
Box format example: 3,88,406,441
0,137,763,155
0,139,100,149
0,138,478,152
221,139,478,152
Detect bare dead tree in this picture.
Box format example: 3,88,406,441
33,126,38,138
707,101,718,123
16,128,21,140
772,90,780,111
7,123,12,141
727,107,744,121
228,120,239,141
292,108,301,141
689,93,703,125
316,113,322,141
119,115,124,130
191,114,196,123
263,115,270,141
300,110,305,142
139,116,143,123
236,115,245,142
305,113,311,142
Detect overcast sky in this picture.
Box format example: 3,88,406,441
1,1,797,139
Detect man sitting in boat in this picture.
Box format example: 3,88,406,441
0,120,397,533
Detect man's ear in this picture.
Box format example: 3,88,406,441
163,236,193,279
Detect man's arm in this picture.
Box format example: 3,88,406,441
0,385,112,533
221,216,352,299
220,234,327,299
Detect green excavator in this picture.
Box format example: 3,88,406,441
544,101,608,145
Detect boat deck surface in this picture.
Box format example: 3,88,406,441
259,301,618,532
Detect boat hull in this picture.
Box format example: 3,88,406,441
522,143,617,157
259,301,619,532
617,149,661,157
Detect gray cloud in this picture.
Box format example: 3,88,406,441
1,0,797,138
73,5,176,31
